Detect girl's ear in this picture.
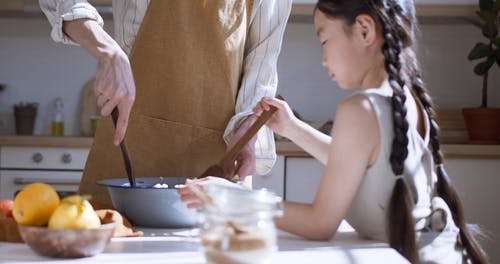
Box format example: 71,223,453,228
354,14,378,46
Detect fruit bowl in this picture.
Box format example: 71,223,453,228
18,223,115,258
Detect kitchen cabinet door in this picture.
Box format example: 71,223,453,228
285,157,324,203
253,155,285,198
444,159,500,264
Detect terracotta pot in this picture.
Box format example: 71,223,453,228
462,108,500,144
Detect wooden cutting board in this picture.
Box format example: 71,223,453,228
80,79,100,136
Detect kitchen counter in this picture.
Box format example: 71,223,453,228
2,135,500,159
0,136,93,148
0,224,408,263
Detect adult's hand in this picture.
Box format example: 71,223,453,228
63,19,135,145
225,116,258,180
94,49,135,146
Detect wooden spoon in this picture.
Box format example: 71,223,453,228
111,108,136,187
199,95,283,179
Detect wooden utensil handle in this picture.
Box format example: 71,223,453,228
111,108,135,186
221,104,278,167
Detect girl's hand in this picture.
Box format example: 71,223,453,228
253,97,298,138
176,177,240,209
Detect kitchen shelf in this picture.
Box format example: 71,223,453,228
290,4,478,24
1,2,480,25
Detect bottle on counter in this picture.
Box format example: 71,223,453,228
51,97,64,136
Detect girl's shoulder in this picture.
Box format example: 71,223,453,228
340,88,390,115
335,93,379,132
339,90,393,133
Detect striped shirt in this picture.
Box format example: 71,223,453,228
39,0,292,175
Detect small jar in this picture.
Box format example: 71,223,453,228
199,185,282,264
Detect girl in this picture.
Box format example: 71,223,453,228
179,0,488,262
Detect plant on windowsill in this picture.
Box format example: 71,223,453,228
464,0,500,144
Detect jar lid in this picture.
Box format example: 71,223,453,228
204,184,282,216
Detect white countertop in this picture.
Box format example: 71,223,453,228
0,223,408,264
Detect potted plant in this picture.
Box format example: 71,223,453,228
464,0,500,144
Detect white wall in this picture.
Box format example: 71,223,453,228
0,17,113,136
1,16,499,135
277,23,500,123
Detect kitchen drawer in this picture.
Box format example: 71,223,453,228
0,146,89,170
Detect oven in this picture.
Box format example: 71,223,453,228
0,146,89,200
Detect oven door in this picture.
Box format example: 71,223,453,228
0,170,82,200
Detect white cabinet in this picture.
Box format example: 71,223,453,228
0,146,89,200
444,159,500,264
253,155,285,198
284,157,324,203
253,156,324,203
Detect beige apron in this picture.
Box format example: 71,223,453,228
81,0,254,206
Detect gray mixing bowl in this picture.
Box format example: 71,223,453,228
97,177,197,228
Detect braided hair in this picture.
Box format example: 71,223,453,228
315,0,488,263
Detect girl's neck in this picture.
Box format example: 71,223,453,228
360,59,387,90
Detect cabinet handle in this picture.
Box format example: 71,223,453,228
61,153,72,164
32,152,43,163
13,178,80,186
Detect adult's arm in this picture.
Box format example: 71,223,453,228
39,0,135,145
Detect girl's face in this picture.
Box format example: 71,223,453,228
314,10,384,89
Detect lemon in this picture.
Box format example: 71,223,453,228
48,195,101,229
13,182,60,226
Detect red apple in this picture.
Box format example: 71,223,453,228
0,200,14,218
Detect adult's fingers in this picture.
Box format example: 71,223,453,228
113,102,132,146
97,93,108,108
100,87,122,116
236,163,253,180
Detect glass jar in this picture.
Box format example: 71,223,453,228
199,184,282,264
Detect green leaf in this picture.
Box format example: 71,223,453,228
494,0,500,12
468,43,493,60
480,0,495,11
476,10,496,24
474,57,496,75
482,22,498,38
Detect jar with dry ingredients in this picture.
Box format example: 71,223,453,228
199,184,282,264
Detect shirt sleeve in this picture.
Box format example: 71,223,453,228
39,0,104,45
223,0,292,175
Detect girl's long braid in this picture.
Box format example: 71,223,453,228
398,2,488,262
405,40,489,264
376,1,419,262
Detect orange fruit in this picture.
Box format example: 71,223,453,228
13,182,60,226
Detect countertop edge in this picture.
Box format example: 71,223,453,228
1,136,499,159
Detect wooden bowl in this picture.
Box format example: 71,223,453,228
18,223,115,258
